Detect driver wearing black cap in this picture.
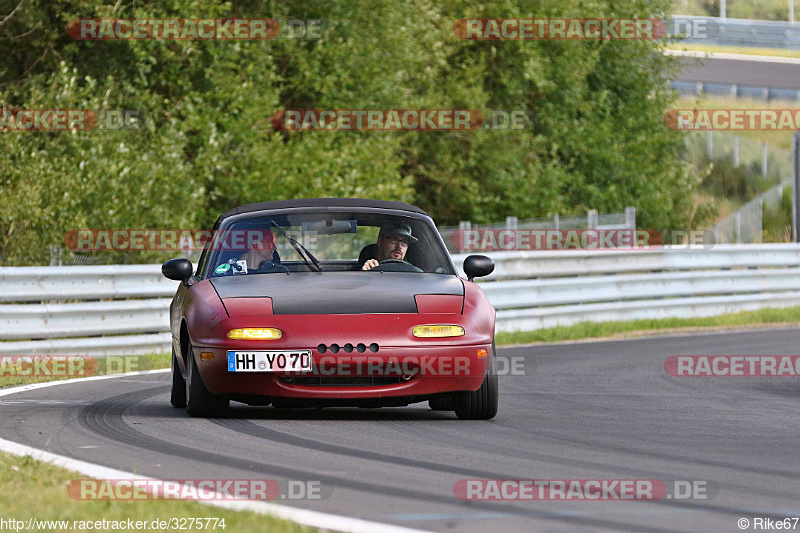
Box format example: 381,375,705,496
361,223,418,271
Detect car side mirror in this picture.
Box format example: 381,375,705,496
162,258,193,282
463,255,494,281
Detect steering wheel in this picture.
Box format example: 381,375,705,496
371,258,423,273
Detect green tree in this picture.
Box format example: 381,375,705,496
0,0,702,264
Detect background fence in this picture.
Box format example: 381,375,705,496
439,208,636,254
4,244,800,355
708,180,791,243
683,130,793,178
680,130,793,244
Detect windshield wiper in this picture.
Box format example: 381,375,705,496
269,220,323,272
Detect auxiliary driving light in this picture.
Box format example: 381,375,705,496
226,328,283,340
412,325,465,338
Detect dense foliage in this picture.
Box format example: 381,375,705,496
0,0,700,264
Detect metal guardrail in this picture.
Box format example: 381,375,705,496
670,80,800,102
453,245,800,279
0,265,174,302
673,16,800,49
453,245,800,332
0,264,176,356
3,244,800,354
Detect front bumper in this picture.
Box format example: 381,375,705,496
193,343,491,399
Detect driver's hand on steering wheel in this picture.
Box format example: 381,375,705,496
362,259,379,271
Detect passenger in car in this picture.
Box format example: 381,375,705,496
361,223,418,270
239,230,279,271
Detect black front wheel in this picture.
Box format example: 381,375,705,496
170,347,186,408
185,342,228,417
455,345,499,420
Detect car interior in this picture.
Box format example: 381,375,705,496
204,213,453,276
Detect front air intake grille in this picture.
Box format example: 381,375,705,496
317,342,379,354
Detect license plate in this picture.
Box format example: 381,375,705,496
227,350,312,372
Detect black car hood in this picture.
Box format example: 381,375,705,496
209,272,464,314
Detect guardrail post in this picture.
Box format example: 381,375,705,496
791,0,795,23
735,212,741,243
587,210,598,230
48,246,62,267
707,130,713,159
762,142,768,176
625,206,636,230
793,131,800,241
553,214,559,230
733,135,740,166
720,0,726,19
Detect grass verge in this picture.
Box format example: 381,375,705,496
0,352,170,389
0,452,314,533
496,305,800,345
675,95,798,151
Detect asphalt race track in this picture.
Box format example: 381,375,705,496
2,328,800,532
675,55,800,90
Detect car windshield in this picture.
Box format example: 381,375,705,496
202,211,454,277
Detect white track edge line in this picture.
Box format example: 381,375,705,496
0,372,431,533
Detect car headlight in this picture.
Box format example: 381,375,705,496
412,325,465,338
226,328,282,340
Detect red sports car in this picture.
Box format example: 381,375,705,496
162,198,497,419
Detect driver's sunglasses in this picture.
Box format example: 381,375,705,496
384,236,411,247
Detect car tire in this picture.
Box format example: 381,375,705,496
454,344,498,420
185,342,228,417
429,395,456,411
170,347,186,408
